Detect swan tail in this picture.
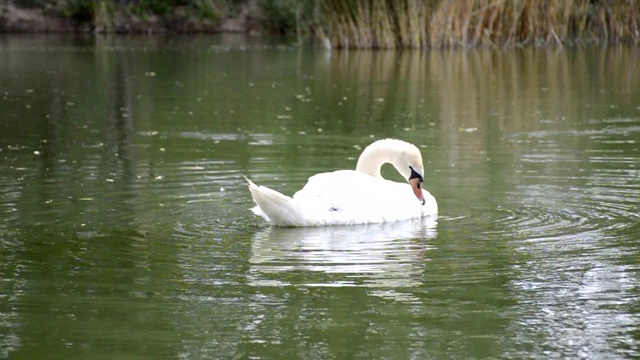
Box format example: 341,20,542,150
245,177,306,226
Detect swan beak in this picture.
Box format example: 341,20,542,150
409,178,426,205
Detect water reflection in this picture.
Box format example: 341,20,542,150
249,218,436,295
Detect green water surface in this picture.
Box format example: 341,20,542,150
1,35,639,359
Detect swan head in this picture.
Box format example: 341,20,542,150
382,140,425,207
397,153,426,206
356,139,427,205
408,166,426,206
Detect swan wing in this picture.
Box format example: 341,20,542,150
291,170,432,225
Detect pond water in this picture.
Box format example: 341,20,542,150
1,35,639,359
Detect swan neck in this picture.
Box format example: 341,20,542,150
356,143,395,178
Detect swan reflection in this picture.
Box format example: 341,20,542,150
248,217,437,295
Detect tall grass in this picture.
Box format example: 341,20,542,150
317,0,640,48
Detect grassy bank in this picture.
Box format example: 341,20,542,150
1,0,639,48
317,0,640,48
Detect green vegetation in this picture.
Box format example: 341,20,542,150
4,0,640,47
262,0,298,33
317,0,640,48
61,0,96,24
7,0,249,32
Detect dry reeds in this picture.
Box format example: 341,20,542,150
317,0,640,48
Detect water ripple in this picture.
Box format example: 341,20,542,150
490,183,638,244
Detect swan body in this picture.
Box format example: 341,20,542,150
246,138,437,226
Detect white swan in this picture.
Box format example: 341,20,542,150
246,138,437,226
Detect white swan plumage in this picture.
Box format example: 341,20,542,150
246,138,437,226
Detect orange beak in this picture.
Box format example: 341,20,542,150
409,178,426,205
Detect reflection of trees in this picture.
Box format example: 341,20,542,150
0,35,146,225
0,36,183,357
302,46,639,135
288,46,640,200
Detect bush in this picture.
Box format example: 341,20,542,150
132,0,172,15
262,0,298,33
61,0,94,24
13,0,46,9
193,0,221,20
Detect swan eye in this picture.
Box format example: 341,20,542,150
408,166,423,182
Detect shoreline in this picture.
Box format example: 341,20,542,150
3,0,639,48
0,1,260,34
